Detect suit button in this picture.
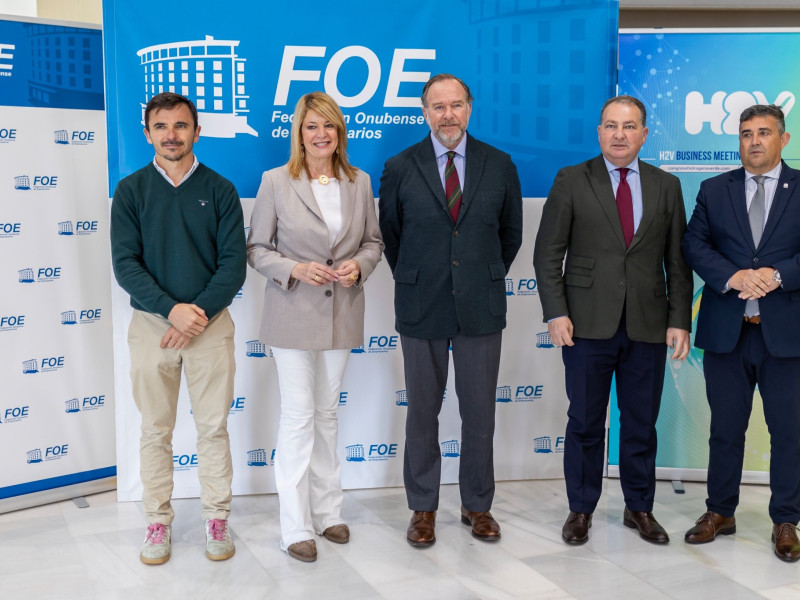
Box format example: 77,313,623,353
753,258,759,265
325,290,332,297
326,259,333,266
618,281,625,288
453,260,459,266
454,230,460,237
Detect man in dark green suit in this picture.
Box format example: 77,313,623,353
379,74,522,547
534,95,692,545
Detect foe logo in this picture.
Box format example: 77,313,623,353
45,444,69,460
3,405,30,423
173,454,199,471
274,46,435,108
367,443,398,462
515,385,544,402
685,91,795,135
367,335,398,354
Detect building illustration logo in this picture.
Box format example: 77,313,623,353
496,385,512,402
505,278,515,296
536,331,555,349
246,448,274,466
22,358,38,374
245,340,270,357
58,221,74,235
14,175,30,190
27,449,42,463
395,390,408,406
54,129,69,144
345,444,365,462
534,435,564,454
137,35,257,138
441,440,460,457
65,398,80,413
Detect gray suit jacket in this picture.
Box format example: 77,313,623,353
247,165,384,350
379,134,523,339
534,155,692,342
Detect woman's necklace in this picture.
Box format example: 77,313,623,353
310,167,334,185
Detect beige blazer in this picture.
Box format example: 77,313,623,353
247,165,384,350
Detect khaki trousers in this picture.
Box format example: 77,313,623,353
128,308,235,524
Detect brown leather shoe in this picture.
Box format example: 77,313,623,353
623,507,669,544
772,523,800,562
460,507,501,541
562,512,592,545
684,511,736,544
322,524,350,544
407,511,436,547
287,539,317,562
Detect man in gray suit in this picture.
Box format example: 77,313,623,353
534,95,693,545
379,74,523,547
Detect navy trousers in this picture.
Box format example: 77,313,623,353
400,331,502,512
703,322,800,524
562,320,667,514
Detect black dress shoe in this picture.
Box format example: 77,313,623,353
407,511,436,547
684,511,735,544
623,507,669,544
562,511,592,545
772,523,800,562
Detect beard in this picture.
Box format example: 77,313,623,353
425,114,468,148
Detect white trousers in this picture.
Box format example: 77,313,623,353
271,347,350,549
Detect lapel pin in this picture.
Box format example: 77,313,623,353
784,183,789,188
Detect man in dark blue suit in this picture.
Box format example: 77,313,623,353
682,104,800,562
379,74,522,546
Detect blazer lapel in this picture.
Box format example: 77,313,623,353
727,167,754,250
288,170,324,222
629,160,658,251
332,172,355,250
412,136,450,218
458,134,486,225
760,161,796,249
587,155,627,248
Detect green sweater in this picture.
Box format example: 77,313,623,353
111,162,246,320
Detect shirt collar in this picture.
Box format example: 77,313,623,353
430,131,468,160
603,155,639,176
152,154,199,186
744,161,782,182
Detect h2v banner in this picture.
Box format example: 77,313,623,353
103,0,619,502
611,29,800,482
0,16,115,512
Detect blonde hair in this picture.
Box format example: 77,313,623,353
287,92,357,182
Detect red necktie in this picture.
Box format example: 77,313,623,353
445,151,462,222
616,167,634,247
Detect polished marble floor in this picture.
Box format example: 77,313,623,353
1,479,799,599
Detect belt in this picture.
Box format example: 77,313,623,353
743,315,761,324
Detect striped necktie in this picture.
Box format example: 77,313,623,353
445,151,462,222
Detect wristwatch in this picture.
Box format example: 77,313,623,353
773,268,782,285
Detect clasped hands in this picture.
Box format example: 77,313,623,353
729,267,779,300
161,303,208,350
291,259,361,289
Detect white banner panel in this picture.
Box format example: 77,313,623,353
0,17,115,512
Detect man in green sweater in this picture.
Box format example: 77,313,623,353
111,92,246,565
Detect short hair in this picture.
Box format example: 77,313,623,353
144,92,198,131
421,74,474,107
739,104,786,136
599,95,647,128
288,92,357,183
